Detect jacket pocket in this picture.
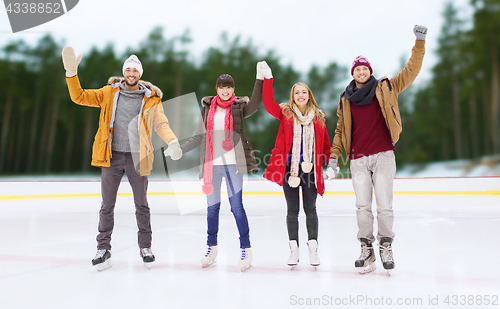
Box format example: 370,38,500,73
391,106,402,127
92,139,110,164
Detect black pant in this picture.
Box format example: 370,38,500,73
283,164,318,243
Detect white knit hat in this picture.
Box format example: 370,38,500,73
122,54,143,77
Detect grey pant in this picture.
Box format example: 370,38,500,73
350,150,396,244
97,151,151,250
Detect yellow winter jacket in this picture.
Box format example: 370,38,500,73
66,75,177,175
330,40,425,160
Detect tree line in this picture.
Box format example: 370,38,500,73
0,0,498,177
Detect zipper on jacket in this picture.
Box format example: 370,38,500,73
379,89,395,145
340,101,347,157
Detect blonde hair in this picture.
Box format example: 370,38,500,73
281,82,325,126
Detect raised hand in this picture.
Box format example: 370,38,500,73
62,46,82,77
256,61,273,80
413,25,428,41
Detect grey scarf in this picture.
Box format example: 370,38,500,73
344,75,378,106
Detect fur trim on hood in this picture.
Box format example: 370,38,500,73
107,76,163,99
201,95,249,107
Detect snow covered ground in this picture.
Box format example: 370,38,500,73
0,177,499,309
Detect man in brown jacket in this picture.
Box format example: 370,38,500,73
62,47,182,271
326,25,427,274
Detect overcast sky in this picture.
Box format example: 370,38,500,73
0,0,472,85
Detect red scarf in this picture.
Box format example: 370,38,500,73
202,94,236,195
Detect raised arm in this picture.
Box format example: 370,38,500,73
63,46,105,108
390,25,427,94
242,79,263,118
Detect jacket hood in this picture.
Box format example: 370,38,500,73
107,76,163,99
201,96,249,107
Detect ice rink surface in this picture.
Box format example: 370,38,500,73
0,177,499,309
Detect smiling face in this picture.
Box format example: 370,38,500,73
216,86,235,102
293,84,310,113
352,65,371,88
123,67,141,90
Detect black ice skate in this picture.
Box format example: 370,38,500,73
355,239,376,274
379,237,395,275
140,248,155,269
92,249,112,271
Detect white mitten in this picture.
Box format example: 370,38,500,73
164,139,182,160
257,61,273,79
62,46,82,77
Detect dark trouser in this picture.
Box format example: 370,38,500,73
96,151,151,250
283,164,318,243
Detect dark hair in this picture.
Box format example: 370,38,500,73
216,74,235,88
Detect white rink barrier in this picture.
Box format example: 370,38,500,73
0,177,499,200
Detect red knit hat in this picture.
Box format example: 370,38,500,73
351,55,373,76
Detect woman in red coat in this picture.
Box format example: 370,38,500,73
258,61,331,268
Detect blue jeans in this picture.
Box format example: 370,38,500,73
206,164,251,249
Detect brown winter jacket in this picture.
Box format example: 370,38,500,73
66,75,177,175
180,80,263,178
330,40,425,160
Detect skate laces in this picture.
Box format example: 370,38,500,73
141,248,153,257
94,249,107,259
379,244,393,261
358,245,373,260
205,247,213,257
240,249,247,260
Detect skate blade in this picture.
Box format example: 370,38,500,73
311,265,319,270
357,263,376,274
287,258,299,267
288,264,298,270
239,264,252,272
386,269,392,276
95,260,112,272
143,262,153,270
201,260,216,268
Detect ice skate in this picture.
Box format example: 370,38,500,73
307,239,320,269
379,237,395,275
201,246,217,268
140,248,155,269
355,239,376,274
92,249,112,271
287,240,299,268
238,248,252,272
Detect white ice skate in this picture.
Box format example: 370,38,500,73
355,240,376,274
307,239,320,269
238,248,252,272
201,246,217,268
140,248,155,270
287,240,299,268
379,238,395,276
92,249,112,272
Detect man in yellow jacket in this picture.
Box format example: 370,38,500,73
326,25,427,275
62,47,182,271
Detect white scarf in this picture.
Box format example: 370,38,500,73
288,106,315,188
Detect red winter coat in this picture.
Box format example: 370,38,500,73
262,78,331,196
